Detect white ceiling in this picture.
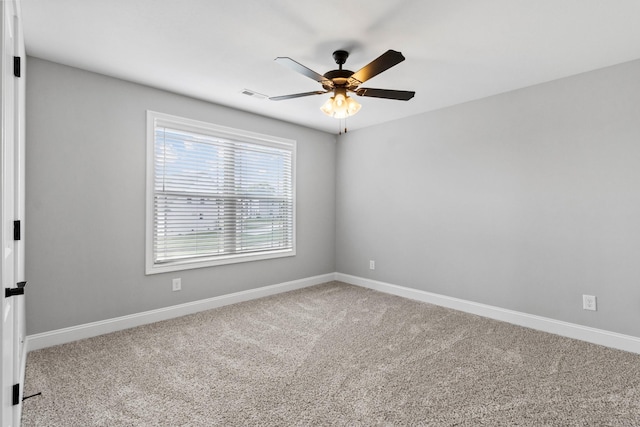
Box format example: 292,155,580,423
21,0,640,134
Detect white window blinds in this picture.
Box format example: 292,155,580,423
146,112,296,273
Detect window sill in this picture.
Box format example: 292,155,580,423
145,248,296,275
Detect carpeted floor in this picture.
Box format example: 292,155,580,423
22,281,640,426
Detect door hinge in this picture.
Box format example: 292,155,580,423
5,281,26,298
13,56,21,78
12,383,19,406
13,220,20,240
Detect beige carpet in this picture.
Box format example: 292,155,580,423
22,282,640,426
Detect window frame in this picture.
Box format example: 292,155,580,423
145,111,296,275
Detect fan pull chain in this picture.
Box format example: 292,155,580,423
337,118,349,135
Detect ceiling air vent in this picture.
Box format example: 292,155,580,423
241,89,268,99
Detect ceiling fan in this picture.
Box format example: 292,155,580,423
270,49,415,119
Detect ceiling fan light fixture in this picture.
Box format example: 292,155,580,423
320,91,361,119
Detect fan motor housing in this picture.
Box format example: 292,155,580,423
323,69,354,90
323,70,353,80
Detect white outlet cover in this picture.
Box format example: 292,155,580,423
583,294,596,311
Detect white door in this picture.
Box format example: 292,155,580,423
0,0,23,425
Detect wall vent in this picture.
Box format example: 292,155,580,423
241,89,268,99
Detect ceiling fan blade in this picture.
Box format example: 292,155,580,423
348,50,406,85
269,91,328,101
275,57,332,86
355,88,415,101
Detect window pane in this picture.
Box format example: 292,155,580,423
148,113,296,272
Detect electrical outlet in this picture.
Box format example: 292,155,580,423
172,278,181,292
583,294,596,311
369,260,375,270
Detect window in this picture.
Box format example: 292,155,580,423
146,111,296,274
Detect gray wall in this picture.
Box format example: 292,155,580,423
336,59,640,337
27,55,640,339
26,57,336,335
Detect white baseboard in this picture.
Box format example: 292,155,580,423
27,272,640,355
336,273,640,355
26,273,336,351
